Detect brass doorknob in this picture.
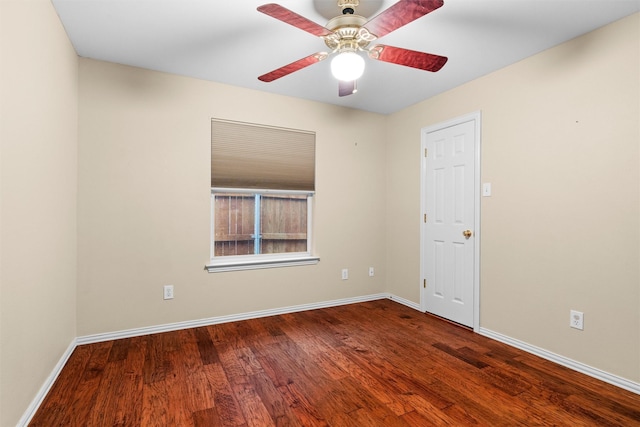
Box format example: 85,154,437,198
463,230,473,239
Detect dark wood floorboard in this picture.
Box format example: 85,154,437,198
30,299,640,426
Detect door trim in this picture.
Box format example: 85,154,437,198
420,111,481,332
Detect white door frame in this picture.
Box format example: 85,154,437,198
420,111,481,331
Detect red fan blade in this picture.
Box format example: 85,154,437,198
258,52,328,82
257,4,333,37
338,80,357,97
369,44,447,72
364,0,444,38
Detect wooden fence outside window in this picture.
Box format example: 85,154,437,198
214,194,307,256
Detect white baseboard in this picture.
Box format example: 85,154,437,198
77,293,392,345
387,293,421,311
17,338,78,427
478,327,640,395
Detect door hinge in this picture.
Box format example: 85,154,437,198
423,279,426,288
424,148,428,157
424,213,427,223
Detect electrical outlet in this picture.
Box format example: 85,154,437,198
341,269,349,280
570,310,583,330
164,285,174,300
369,267,375,277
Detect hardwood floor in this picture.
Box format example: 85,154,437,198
30,299,640,426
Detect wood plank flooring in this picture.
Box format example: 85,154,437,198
30,299,640,426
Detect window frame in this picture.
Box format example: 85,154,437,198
206,187,319,273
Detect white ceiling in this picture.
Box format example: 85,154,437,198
51,0,639,114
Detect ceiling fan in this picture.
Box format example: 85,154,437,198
257,0,448,97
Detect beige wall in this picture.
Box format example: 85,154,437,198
77,59,387,336
386,13,640,381
0,0,78,425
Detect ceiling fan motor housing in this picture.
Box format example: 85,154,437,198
324,14,376,53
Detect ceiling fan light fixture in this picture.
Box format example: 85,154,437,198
330,51,365,81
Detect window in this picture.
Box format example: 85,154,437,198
206,119,319,272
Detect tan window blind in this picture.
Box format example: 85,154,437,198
211,119,315,192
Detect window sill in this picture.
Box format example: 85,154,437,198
206,255,319,273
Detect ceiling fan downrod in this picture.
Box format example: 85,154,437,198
338,0,359,15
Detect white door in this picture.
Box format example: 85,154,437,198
421,113,480,328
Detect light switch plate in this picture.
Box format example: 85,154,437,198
482,183,492,197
